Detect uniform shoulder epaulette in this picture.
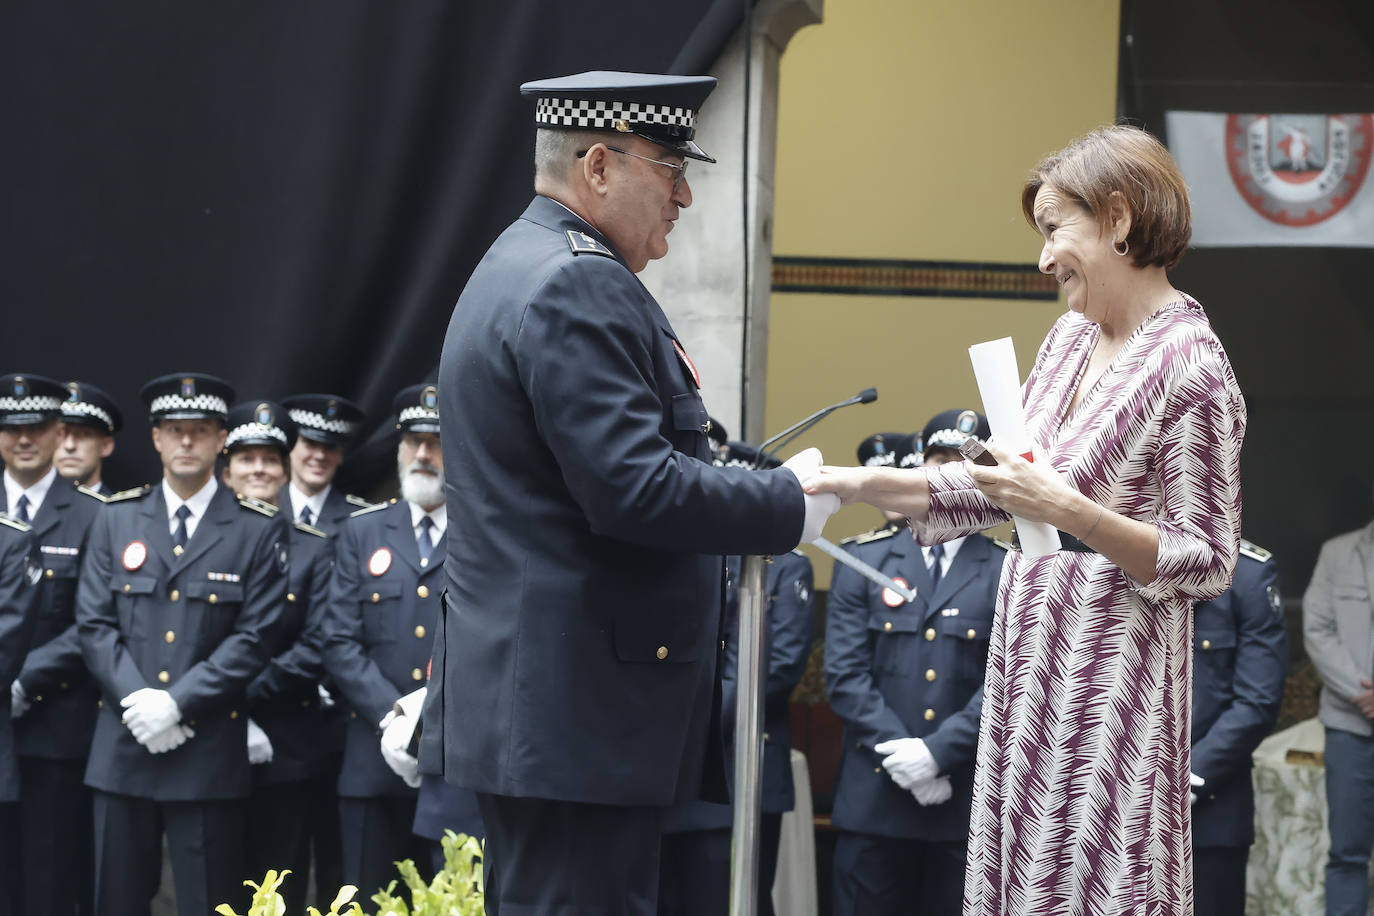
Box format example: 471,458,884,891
349,497,396,519
106,484,153,503
1238,539,1272,563
565,229,615,258
294,521,328,538
76,484,110,503
0,514,31,532
344,493,376,508
237,494,279,517
790,548,807,558
840,526,898,547
991,536,1014,551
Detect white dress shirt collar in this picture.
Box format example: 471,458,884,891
4,466,57,520
163,476,218,539
289,481,330,525
409,501,447,539
922,535,966,570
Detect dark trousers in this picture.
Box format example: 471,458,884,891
309,754,344,902
657,814,782,916
832,831,967,916
92,790,246,916
247,781,313,913
339,795,428,901
1324,726,1374,916
0,802,19,916
19,757,92,916
477,792,662,916
1193,846,1248,916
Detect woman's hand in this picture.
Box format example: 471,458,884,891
964,439,1080,527
801,465,878,506
804,465,931,523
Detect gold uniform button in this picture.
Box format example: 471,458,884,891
123,584,132,593
371,593,381,604
414,625,427,639
173,545,184,557
45,568,54,579
169,589,180,602
417,585,430,598
924,708,935,721
97,699,103,708
411,668,424,681
924,628,936,641
656,646,669,660
157,670,170,684
926,669,937,682
874,767,882,774
883,621,893,632
164,630,175,644
59,681,69,690
350,711,358,719
302,699,311,708
208,594,218,604
966,629,977,639
230,710,239,719
287,593,297,603
1201,639,1211,650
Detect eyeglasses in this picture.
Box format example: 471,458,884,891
578,145,689,193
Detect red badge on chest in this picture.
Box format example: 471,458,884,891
122,540,147,571
368,548,392,577
881,576,910,608
671,339,701,388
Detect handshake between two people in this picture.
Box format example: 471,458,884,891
781,448,840,545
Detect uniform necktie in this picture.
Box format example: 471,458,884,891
417,516,434,565
173,504,192,551
299,505,313,527
14,494,29,524
928,543,944,591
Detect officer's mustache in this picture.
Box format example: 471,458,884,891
404,461,440,478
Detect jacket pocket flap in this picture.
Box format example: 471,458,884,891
612,615,698,663
670,392,707,434
866,613,924,633
111,576,158,595
184,581,244,603
940,616,992,640
1195,629,1237,650
358,582,403,602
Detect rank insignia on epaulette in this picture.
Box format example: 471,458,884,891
76,484,110,503
0,514,31,532
992,537,1015,551
237,494,279,516
1238,539,1273,563
349,501,390,519
344,494,375,508
840,526,898,546
294,521,328,538
566,229,614,258
107,485,152,503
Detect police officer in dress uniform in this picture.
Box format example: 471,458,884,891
659,443,815,916
279,392,365,900
825,410,1003,916
1190,540,1287,916
220,401,338,914
54,381,123,495
75,373,290,916
2,373,109,916
325,384,449,897
435,71,835,914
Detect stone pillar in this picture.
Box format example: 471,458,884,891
640,0,824,443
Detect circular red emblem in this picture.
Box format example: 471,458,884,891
122,540,148,571
1225,113,1373,227
881,577,910,608
368,547,392,577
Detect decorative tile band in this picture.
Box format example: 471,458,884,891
771,256,1059,301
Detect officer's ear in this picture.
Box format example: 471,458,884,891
100,436,115,459
581,143,613,197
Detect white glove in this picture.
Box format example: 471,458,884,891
120,688,182,743
1189,772,1204,806
247,718,274,765
378,687,426,789
875,737,939,791
317,683,335,708
911,775,953,806
10,680,29,719
144,723,195,755
781,448,840,544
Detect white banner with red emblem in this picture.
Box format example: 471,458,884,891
1165,111,1374,247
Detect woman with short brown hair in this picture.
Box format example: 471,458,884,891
808,124,1244,915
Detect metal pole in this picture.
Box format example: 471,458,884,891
728,554,768,916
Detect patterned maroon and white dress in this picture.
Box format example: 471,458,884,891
914,297,1246,916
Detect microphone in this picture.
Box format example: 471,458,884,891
754,387,878,467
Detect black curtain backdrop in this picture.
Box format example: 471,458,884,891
0,1,750,497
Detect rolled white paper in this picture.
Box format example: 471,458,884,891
968,337,1061,558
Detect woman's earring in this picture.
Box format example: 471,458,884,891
1113,238,1129,257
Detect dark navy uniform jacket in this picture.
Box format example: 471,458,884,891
13,480,104,761
247,521,334,785
662,550,815,832
76,482,289,801
825,527,1003,841
1191,543,1287,848
278,483,369,537
325,499,444,799
0,517,42,802
435,195,804,808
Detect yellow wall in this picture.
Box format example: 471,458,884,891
768,0,1120,587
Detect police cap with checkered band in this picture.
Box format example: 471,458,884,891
520,70,719,163
139,373,235,424
281,393,365,447
920,408,991,459
0,373,67,427
394,384,441,434
224,400,297,457
62,381,124,435
857,432,919,469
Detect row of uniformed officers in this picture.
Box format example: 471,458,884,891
0,372,1289,916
